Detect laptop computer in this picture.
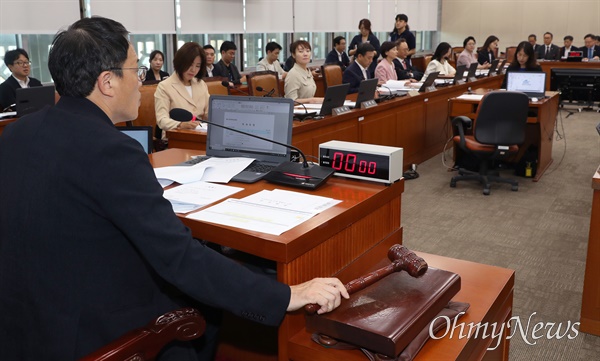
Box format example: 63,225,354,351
466,62,478,82
418,71,440,92
181,95,294,183
506,71,546,98
453,65,467,85
15,84,55,117
319,83,351,115
119,126,153,154
354,78,378,108
487,59,500,76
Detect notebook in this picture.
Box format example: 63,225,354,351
119,126,153,154
354,78,378,108
506,71,546,98
181,95,294,183
15,84,55,117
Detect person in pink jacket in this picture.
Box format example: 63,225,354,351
375,41,399,84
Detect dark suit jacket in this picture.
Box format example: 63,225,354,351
145,69,169,82
0,96,289,360
0,75,42,110
393,58,423,81
559,46,580,58
582,46,600,59
212,60,242,84
477,50,495,65
342,62,368,94
325,50,350,70
536,44,561,60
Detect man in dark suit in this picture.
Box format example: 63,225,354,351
559,35,579,59
342,43,376,94
0,48,42,110
0,16,348,361
528,34,541,55
393,38,423,81
325,36,350,70
212,41,244,85
536,32,560,60
582,33,600,61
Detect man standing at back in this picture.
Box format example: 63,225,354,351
0,48,42,110
536,32,560,60
213,41,244,85
0,16,347,361
342,43,376,94
325,36,350,71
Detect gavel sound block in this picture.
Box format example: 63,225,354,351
305,245,461,358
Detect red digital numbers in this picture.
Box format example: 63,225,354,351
332,152,376,175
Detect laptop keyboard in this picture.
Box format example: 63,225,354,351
182,157,274,173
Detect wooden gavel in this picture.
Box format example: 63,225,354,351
304,244,428,314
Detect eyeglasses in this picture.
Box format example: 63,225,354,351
13,61,31,67
107,66,148,82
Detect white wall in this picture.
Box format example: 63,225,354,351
440,0,600,51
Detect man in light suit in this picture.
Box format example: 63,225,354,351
582,33,600,61
342,43,376,94
0,16,348,361
536,32,560,60
325,36,350,71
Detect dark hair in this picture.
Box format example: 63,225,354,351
379,41,397,58
564,35,573,42
544,32,553,39
510,41,537,69
480,35,499,52
203,44,215,52
290,40,311,55
333,36,346,46
396,38,407,46
4,49,29,67
173,42,205,81
391,13,410,34
149,50,164,63
220,41,237,53
463,36,476,48
48,16,129,97
584,33,595,40
432,42,452,62
355,43,376,58
358,19,372,35
265,42,282,53
528,34,537,40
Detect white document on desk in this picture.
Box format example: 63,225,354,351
163,181,244,213
456,94,484,101
187,189,341,235
293,100,354,114
154,157,254,186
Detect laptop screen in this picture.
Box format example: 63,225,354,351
119,126,152,154
207,95,294,163
16,84,55,116
506,71,546,97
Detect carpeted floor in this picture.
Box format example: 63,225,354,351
401,105,600,360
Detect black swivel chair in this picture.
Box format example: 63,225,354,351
450,91,529,195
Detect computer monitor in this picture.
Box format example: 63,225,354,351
15,84,55,117
506,71,546,98
354,79,379,108
119,126,153,154
319,83,350,115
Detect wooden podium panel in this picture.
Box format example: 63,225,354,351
580,166,600,336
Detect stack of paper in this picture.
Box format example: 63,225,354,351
154,157,255,187
163,181,244,213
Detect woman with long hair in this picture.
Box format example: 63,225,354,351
478,35,499,66
348,18,381,77
501,41,542,88
423,42,456,79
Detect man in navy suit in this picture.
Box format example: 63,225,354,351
342,43,376,94
536,32,560,60
0,16,348,361
0,48,42,110
325,36,350,70
528,34,541,55
582,33,600,61
394,39,423,81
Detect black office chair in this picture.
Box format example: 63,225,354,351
450,91,529,195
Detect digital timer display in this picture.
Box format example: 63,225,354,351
320,150,390,180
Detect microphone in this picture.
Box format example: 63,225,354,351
169,108,334,189
378,84,397,101
291,100,317,121
221,80,251,96
255,86,275,97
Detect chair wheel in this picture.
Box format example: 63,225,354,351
450,180,456,188
483,188,490,195
511,185,518,191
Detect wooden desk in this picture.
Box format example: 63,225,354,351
167,75,504,170
0,117,18,137
150,148,405,361
580,165,600,336
288,252,515,361
539,60,600,90
448,91,560,182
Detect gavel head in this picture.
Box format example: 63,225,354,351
387,244,428,277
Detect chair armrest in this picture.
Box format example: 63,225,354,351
451,116,472,151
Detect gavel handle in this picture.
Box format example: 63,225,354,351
304,262,401,314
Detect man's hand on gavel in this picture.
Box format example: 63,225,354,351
287,278,350,315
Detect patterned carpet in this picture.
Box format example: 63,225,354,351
401,105,600,360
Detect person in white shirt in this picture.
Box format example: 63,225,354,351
203,44,216,77
256,42,286,79
423,42,456,80
560,35,578,59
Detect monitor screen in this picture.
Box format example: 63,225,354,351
506,71,546,97
119,126,153,154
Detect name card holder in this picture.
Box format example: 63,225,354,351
360,100,378,109
407,90,420,97
333,105,353,116
425,85,437,93
467,76,477,83
455,79,466,85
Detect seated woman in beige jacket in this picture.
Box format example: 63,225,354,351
423,42,456,80
155,42,209,139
